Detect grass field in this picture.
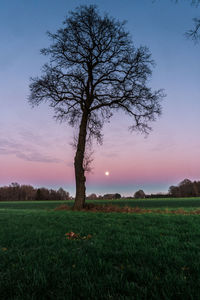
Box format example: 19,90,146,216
1,199,200,299
1,197,200,210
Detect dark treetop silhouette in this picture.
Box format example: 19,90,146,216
29,5,164,209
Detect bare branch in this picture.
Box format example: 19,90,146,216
186,17,200,41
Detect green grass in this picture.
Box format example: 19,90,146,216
92,197,200,210
0,200,70,211
1,197,200,211
1,199,200,299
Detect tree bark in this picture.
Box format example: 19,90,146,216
73,111,88,209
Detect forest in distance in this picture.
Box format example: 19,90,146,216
0,178,200,201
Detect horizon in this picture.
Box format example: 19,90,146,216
0,177,195,198
0,0,200,197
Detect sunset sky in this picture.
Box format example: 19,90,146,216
0,0,200,196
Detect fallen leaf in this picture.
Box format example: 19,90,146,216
65,232,92,240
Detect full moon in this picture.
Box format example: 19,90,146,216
105,171,110,176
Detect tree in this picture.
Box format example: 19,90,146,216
35,188,42,201
178,178,194,197
134,190,146,199
57,187,69,200
114,193,121,199
87,193,98,200
29,5,163,209
20,185,35,201
168,178,200,197
169,185,181,197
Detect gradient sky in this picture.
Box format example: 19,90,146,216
0,0,200,196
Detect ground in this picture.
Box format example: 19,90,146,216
0,198,200,299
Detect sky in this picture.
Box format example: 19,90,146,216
0,0,200,196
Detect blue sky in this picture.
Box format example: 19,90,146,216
0,0,200,196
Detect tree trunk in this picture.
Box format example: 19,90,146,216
73,111,88,209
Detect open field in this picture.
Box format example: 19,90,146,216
1,197,200,211
1,199,200,299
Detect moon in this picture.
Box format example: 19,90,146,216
105,171,110,176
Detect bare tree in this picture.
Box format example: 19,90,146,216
29,5,163,209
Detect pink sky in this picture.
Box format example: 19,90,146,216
0,0,200,196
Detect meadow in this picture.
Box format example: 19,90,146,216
1,198,200,299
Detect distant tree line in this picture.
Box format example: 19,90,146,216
0,183,70,201
1,178,199,201
87,193,121,200
134,179,200,199
168,179,200,197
